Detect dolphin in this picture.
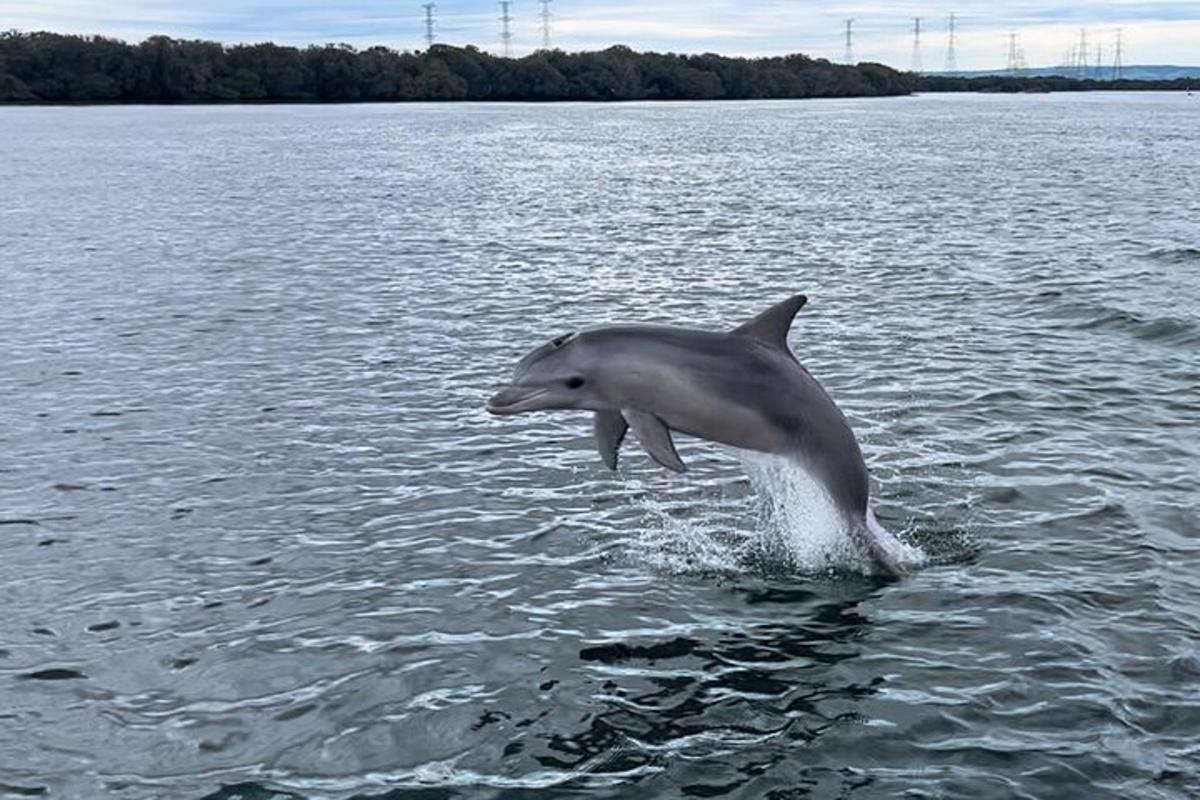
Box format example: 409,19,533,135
486,295,910,576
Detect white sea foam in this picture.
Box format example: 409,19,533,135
737,449,863,573
628,449,925,576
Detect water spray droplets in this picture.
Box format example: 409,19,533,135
626,450,917,578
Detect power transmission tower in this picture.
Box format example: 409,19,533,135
1076,28,1088,77
538,0,552,50
844,18,854,65
1094,44,1102,79
422,2,436,48
944,12,958,72
499,0,513,57
1112,29,1124,80
1005,31,1024,75
911,17,923,74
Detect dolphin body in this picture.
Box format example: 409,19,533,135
486,295,908,576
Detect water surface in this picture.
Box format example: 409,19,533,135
1,93,1199,799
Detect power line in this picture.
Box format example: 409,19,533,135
422,2,436,48
538,0,553,50
843,18,854,65
911,16,923,74
499,0,512,57
944,12,957,72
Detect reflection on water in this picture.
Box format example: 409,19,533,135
1,93,1199,799
200,582,887,799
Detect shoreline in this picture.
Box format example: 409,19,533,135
1,88,1193,109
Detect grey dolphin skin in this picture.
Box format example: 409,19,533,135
486,295,908,576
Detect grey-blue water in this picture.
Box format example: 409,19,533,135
1,93,1198,799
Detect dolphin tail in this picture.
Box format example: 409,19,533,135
853,507,913,577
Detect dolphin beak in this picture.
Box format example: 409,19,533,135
486,387,550,415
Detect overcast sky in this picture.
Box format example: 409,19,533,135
5,1,1198,70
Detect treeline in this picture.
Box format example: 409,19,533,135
918,73,1195,93
0,31,915,103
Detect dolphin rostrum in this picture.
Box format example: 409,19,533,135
486,295,910,576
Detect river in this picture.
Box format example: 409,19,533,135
1,93,1198,799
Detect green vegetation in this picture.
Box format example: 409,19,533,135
3,31,1188,105
918,73,1194,93
0,31,914,103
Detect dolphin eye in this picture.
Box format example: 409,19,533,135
564,376,585,389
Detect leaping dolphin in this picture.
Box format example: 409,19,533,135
486,295,910,576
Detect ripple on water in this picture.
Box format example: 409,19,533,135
1147,245,1200,265
1,96,1199,800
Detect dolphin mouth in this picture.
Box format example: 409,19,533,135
487,387,549,415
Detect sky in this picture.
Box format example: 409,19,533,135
4,1,1199,71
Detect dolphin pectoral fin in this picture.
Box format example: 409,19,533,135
732,294,808,350
594,411,628,470
622,408,686,473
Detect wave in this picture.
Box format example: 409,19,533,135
1069,304,1199,346
1147,246,1200,265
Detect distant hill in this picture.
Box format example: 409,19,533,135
934,65,1200,81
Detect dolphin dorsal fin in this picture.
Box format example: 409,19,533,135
732,294,808,350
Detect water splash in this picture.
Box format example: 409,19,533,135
628,450,926,577
627,478,757,577
740,450,873,574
